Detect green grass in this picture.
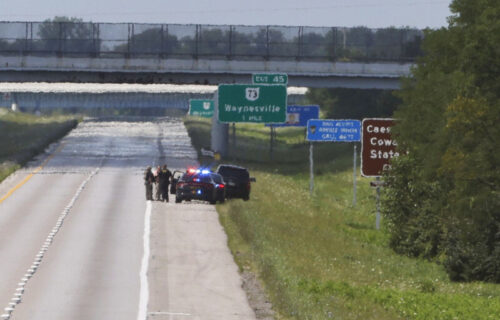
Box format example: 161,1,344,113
0,108,78,182
184,117,500,320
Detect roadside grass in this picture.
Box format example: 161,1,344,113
184,117,500,320
0,108,78,182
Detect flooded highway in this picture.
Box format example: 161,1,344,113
0,117,255,320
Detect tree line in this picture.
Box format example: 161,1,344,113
307,0,499,284
382,0,500,283
0,17,422,61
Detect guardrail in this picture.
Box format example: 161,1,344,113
0,21,424,62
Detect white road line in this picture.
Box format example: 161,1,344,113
137,200,152,320
149,311,192,316
0,164,101,320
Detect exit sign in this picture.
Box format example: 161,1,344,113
218,84,287,123
252,73,288,85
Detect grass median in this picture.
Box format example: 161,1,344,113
0,108,78,182
184,117,500,320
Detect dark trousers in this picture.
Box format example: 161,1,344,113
160,183,169,202
145,183,153,200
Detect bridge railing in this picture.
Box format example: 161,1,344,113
0,21,424,62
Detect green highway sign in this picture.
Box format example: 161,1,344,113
218,84,287,123
252,73,288,85
189,99,214,118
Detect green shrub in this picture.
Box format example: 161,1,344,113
382,1,500,282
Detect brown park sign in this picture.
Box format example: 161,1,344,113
361,118,399,177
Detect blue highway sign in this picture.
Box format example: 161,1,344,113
266,105,320,127
306,119,361,142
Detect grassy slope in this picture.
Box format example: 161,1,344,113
0,109,78,182
185,118,499,320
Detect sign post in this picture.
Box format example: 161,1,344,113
232,123,236,160
189,99,214,118
269,125,274,161
306,119,361,197
218,84,287,123
361,118,398,230
309,142,314,195
353,145,357,206
375,177,381,230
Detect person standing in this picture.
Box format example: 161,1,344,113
144,166,154,201
154,165,162,201
158,164,172,202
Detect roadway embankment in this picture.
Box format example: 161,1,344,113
184,117,500,320
0,109,78,182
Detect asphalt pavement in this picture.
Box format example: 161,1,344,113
0,117,256,320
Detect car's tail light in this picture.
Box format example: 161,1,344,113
177,182,185,188
247,182,251,190
216,184,225,188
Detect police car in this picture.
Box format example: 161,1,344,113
174,168,226,204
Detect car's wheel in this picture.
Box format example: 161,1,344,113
209,196,217,205
243,195,250,201
175,197,182,203
219,196,225,203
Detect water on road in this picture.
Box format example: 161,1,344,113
0,117,255,320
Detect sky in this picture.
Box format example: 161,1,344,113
0,0,453,29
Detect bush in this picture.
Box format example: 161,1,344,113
382,0,500,282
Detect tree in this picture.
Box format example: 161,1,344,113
198,28,229,56
116,27,180,55
382,0,500,282
306,88,400,120
35,16,95,53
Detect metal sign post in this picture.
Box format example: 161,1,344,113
353,145,357,206
376,177,381,230
232,123,236,160
269,125,274,160
361,118,397,230
211,90,229,157
309,142,314,195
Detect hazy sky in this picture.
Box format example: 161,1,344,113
0,0,453,29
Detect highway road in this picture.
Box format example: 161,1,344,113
0,118,256,320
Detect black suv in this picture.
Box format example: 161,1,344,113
216,165,255,201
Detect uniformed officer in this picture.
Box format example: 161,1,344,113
158,164,172,202
144,166,154,201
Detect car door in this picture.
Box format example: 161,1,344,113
170,170,184,194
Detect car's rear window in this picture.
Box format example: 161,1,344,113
211,174,223,184
181,174,212,183
217,167,249,179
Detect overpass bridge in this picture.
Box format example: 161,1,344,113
0,83,307,112
0,21,423,89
